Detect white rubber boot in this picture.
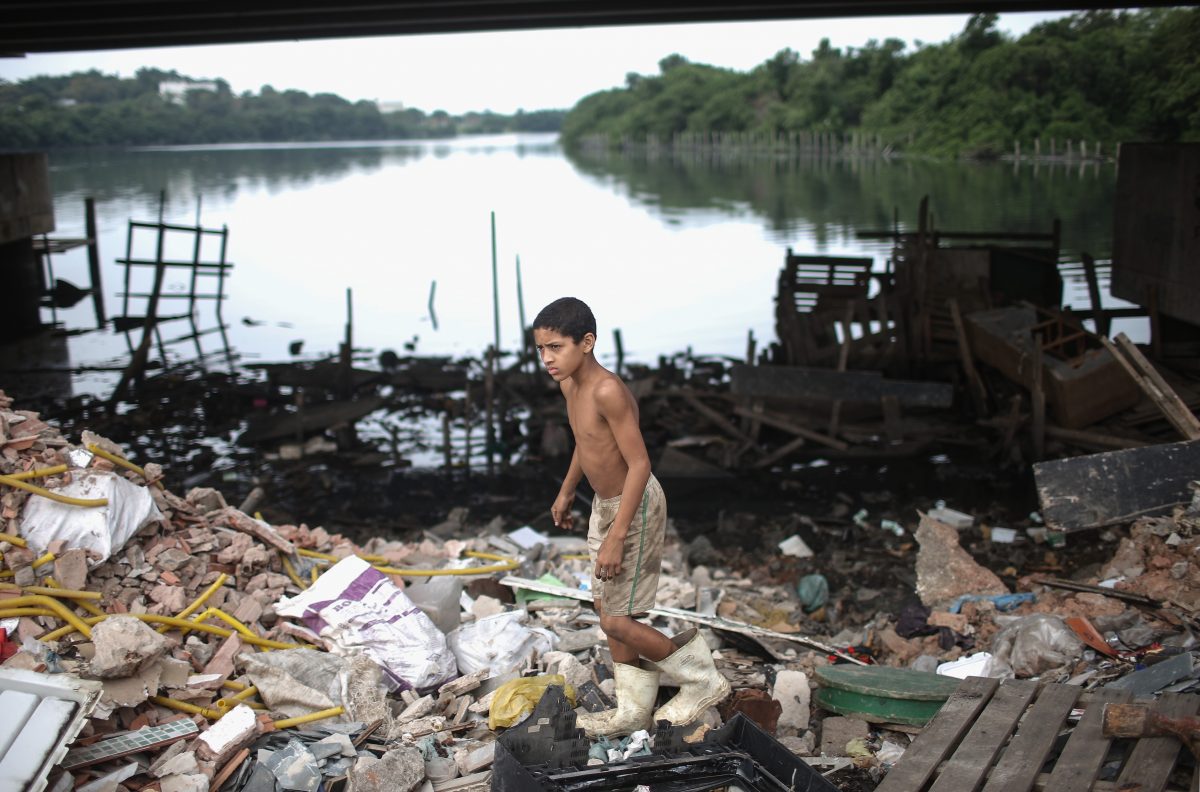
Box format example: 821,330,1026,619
576,661,660,738
651,628,731,726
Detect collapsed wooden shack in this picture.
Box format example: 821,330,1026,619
646,176,1200,476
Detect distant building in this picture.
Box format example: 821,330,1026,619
56,98,78,108
375,100,406,114
159,81,218,105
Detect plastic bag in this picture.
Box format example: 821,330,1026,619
447,610,556,676
990,613,1083,678
488,675,575,729
20,469,162,563
797,574,829,613
276,556,457,691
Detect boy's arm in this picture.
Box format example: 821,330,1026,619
593,380,652,579
552,447,583,530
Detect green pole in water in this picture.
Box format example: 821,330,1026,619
491,212,500,353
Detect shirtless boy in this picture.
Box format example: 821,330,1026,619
532,297,729,738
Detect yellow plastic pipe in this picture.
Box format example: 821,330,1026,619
86,444,165,489
231,685,259,702
0,533,28,547
149,695,224,720
0,595,93,638
5,465,68,481
0,607,60,619
273,706,344,729
279,554,309,590
196,607,259,642
31,552,56,569
44,578,106,617
0,475,107,507
0,582,101,600
41,612,301,649
158,573,228,633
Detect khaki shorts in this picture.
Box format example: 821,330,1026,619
587,474,666,617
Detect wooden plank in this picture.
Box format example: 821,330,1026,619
1115,693,1199,792
1031,332,1046,461
1100,335,1200,441
1081,253,1108,337
1113,333,1200,440
1044,687,1132,792
983,683,1080,792
679,392,755,446
730,364,954,408
949,297,989,416
929,680,1038,792
828,303,855,437
732,405,848,451
875,677,1000,792
1033,439,1200,531
753,435,808,469
882,395,904,444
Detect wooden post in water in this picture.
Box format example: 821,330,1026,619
484,344,496,476
487,212,500,476
442,407,452,474
1031,332,1046,461
84,197,105,328
339,288,353,401
1082,253,1108,337
613,328,624,378
516,255,529,374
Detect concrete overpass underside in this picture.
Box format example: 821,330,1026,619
2,0,1182,56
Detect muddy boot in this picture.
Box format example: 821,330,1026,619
652,628,731,726
576,661,660,738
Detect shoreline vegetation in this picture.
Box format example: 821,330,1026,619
560,9,1199,160
2,10,1197,159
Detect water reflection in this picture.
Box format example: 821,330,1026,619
565,148,1116,257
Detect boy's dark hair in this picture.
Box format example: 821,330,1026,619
532,297,596,343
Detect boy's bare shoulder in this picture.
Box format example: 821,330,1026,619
591,370,634,407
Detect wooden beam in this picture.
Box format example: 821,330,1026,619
1101,333,1200,441
1033,439,1200,531
732,405,849,451
1081,252,1108,337
948,297,989,416
1031,332,1046,461
730,364,953,408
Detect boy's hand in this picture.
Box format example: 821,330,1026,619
551,493,576,531
595,534,625,581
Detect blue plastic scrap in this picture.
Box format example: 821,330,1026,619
948,592,1036,614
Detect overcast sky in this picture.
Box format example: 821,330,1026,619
0,12,1068,115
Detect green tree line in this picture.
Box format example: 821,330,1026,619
0,68,566,148
561,8,1200,157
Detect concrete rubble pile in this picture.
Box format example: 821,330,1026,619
3,387,1198,792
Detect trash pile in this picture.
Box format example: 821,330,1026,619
3,387,1198,792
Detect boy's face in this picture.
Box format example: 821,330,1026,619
533,328,594,382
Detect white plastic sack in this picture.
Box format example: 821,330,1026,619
990,613,1083,678
276,556,457,692
446,610,557,676
20,470,163,563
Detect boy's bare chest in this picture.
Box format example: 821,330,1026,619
565,394,611,442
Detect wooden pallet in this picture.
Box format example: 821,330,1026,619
875,677,1199,792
